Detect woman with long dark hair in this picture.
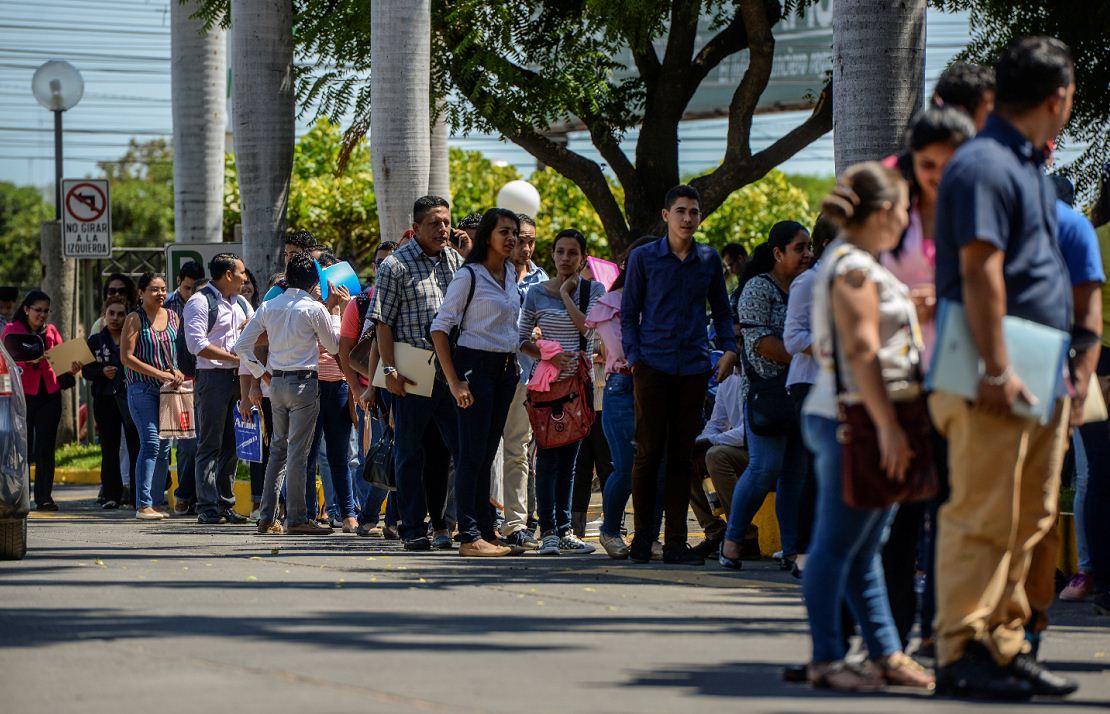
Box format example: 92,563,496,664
719,221,812,571
431,208,522,557
120,272,183,521
1,290,82,510
84,295,141,509
518,229,605,556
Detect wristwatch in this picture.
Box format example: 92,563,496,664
383,366,398,377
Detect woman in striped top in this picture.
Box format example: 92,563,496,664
518,229,605,556
121,272,183,521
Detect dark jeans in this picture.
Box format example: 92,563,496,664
174,435,197,504
27,389,62,506
358,391,398,527
453,347,518,543
535,441,581,535
573,414,612,513
919,423,951,641
194,368,239,516
629,364,709,548
304,380,358,519
789,383,817,553
93,393,139,504
881,500,927,648
248,397,273,502
392,378,460,541
1081,349,1110,593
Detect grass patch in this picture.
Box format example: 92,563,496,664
55,442,102,470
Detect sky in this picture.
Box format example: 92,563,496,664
0,1,1084,193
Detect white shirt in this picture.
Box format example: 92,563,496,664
234,288,341,380
431,262,521,354
783,266,820,387
183,284,254,370
696,372,746,448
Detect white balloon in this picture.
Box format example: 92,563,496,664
496,180,541,217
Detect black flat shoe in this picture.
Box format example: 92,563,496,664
403,536,431,551
689,537,723,559
1006,653,1078,697
35,502,59,512
662,544,705,566
628,537,652,564
221,509,248,524
197,511,228,525
935,643,1033,701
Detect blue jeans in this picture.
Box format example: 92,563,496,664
305,380,358,520
802,414,901,662
724,419,806,556
535,441,581,536
1073,432,1091,572
452,347,518,543
127,381,170,509
392,379,460,541
601,374,634,537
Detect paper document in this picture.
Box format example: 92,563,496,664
927,300,1069,425
44,338,95,373
372,342,436,398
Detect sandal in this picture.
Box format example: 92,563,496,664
718,542,743,571
806,661,884,692
875,652,935,689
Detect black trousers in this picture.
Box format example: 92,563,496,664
27,389,62,506
248,397,274,502
1081,350,1110,593
789,383,817,553
572,416,612,513
630,364,709,549
93,393,140,504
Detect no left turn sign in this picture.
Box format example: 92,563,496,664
62,178,112,258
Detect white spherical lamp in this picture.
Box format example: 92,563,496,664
32,60,84,112
496,180,541,217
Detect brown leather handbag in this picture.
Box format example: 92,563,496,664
526,353,596,449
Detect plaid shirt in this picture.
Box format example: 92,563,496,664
164,289,188,319
370,240,463,350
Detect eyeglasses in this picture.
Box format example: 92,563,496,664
28,307,49,315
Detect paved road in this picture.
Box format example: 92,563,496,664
2,484,1109,713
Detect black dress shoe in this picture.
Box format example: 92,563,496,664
220,509,248,524
1007,653,1078,697
35,502,59,512
197,511,228,525
628,537,652,564
689,537,723,559
662,543,705,565
935,642,1033,701
403,536,431,551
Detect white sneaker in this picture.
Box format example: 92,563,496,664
600,532,629,559
559,533,596,555
249,508,261,523
538,533,561,556
651,540,663,561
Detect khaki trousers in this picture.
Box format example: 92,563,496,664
688,443,746,539
929,392,1069,666
500,381,532,535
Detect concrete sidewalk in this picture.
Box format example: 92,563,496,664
1,484,1108,713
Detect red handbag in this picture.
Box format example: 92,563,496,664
525,353,595,449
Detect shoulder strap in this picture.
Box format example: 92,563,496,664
203,284,219,334
577,278,591,352
458,265,477,336
356,294,371,330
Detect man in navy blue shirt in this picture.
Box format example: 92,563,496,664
621,184,736,565
930,37,1078,700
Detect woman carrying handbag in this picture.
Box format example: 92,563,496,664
518,229,605,556
800,162,935,692
120,272,183,521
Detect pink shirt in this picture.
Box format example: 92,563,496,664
583,290,628,375
881,205,936,364
2,321,65,396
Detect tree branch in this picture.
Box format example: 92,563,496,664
722,0,777,162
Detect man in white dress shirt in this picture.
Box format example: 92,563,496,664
235,254,350,535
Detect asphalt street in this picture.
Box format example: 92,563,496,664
2,484,1108,714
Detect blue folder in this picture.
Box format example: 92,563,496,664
926,300,1069,424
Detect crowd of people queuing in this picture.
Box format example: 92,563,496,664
7,35,1109,701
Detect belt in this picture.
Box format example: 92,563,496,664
272,369,317,380
200,366,238,373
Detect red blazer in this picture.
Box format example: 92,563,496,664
1,321,67,396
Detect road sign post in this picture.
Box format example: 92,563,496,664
166,242,244,282
61,178,112,258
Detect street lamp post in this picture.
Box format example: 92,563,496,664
31,60,84,444
32,60,84,219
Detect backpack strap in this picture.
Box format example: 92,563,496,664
458,265,477,338
203,284,249,334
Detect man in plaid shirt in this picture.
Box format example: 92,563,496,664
371,195,465,551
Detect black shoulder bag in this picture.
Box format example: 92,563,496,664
741,275,797,436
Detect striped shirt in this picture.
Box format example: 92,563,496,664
126,309,180,386
518,280,604,380
370,240,463,350
431,262,521,354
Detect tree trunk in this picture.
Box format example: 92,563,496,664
39,221,76,443
832,0,926,174
171,0,227,244
428,99,450,201
230,0,294,280
371,0,431,243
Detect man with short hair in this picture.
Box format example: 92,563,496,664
165,260,206,514
236,253,349,535
931,37,1079,700
499,212,548,548
933,60,996,131
184,252,253,525
621,184,737,565
0,286,19,329
371,195,464,550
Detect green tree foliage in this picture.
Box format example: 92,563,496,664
98,139,175,246
698,169,815,251
0,182,52,287
931,0,1109,199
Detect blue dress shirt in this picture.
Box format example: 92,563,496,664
620,236,737,376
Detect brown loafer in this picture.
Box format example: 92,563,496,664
459,540,512,557
286,521,334,535
257,520,284,535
